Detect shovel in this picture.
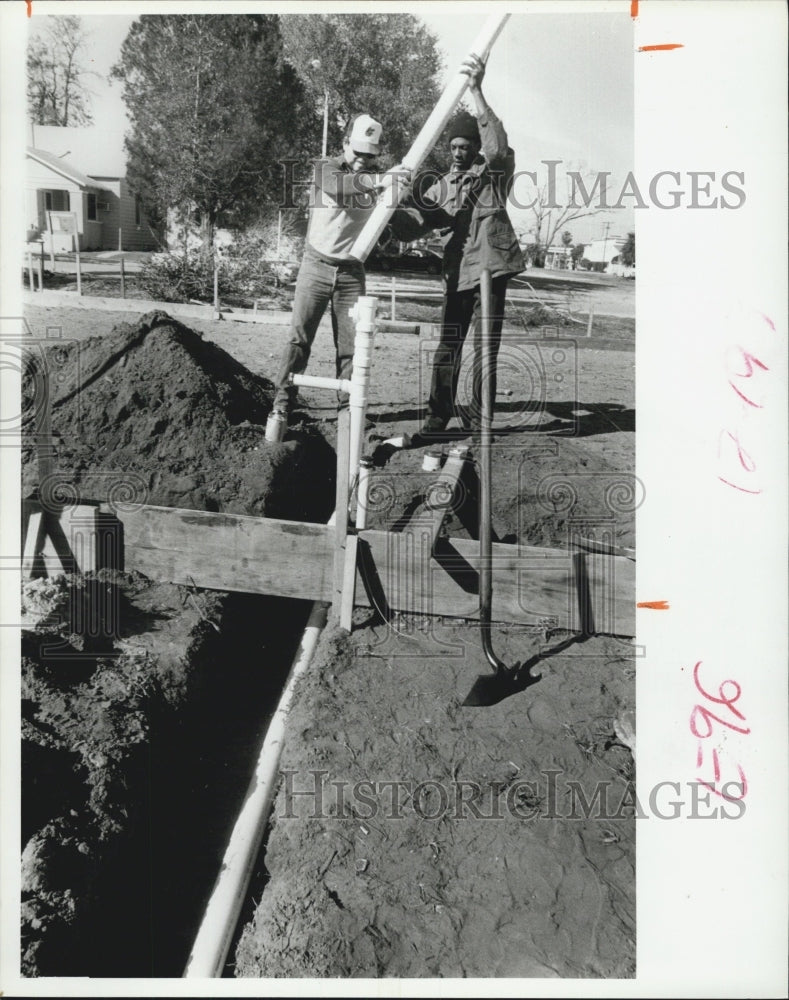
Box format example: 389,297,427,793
463,268,524,707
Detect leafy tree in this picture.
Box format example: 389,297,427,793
279,13,443,168
620,231,635,266
571,243,585,266
27,15,96,126
111,14,316,255
561,230,573,248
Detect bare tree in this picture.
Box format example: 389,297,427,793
27,15,96,126
527,182,601,263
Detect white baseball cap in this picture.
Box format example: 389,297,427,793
347,114,382,155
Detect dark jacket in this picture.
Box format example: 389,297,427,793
404,108,525,290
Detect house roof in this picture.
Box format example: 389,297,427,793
584,236,627,264
27,147,94,188
26,124,127,179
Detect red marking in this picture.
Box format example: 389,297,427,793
718,429,756,471
729,347,769,379
690,703,750,739
699,764,747,801
718,476,762,495
637,600,669,610
690,661,749,801
693,660,745,720
26,0,32,14
759,312,775,331
729,381,763,408
638,43,684,52
630,0,639,17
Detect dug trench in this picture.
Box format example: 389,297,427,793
20,312,337,976
20,305,637,978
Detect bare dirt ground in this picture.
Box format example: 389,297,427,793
21,290,635,979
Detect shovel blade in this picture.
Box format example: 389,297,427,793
462,667,520,707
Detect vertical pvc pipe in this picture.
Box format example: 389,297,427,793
347,296,377,487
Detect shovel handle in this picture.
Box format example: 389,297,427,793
478,268,508,675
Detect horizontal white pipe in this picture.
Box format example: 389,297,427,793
183,598,330,978
291,373,352,393
350,12,510,262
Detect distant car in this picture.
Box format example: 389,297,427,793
368,246,442,275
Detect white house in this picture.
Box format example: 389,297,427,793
583,235,629,272
25,124,161,253
543,245,574,270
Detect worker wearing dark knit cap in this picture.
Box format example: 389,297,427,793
404,55,525,441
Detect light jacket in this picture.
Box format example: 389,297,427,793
306,156,418,264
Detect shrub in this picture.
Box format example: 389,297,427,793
139,212,304,304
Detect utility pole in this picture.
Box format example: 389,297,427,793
602,222,610,270
311,59,329,158
322,88,329,159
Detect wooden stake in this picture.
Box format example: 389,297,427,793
332,407,351,623
47,212,55,272
74,229,82,296
586,301,594,338
120,255,126,298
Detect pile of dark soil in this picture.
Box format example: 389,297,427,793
21,310,335,522
19,310,340,976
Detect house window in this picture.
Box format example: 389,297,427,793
135,194,142,226
44,190,69,211
86,193,97,221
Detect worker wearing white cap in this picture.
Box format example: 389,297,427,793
273,113,412,418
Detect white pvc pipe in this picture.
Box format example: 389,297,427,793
347,296,377,485
183,599,329,978
291,373,352,393
349,12,510,261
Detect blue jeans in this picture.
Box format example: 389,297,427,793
274,248,365,410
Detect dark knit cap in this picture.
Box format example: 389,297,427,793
448,111,480,145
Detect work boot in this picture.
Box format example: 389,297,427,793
411,415,450,448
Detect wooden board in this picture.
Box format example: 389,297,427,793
103,504,634,635
110,504,334,601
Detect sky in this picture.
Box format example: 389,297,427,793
26,5,634,245
26,4,634,245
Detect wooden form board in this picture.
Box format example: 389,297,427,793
105,504,635,636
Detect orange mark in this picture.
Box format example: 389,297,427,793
26,0,32,15
630,0,638,17
637,600,670,610
638,43,684,52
